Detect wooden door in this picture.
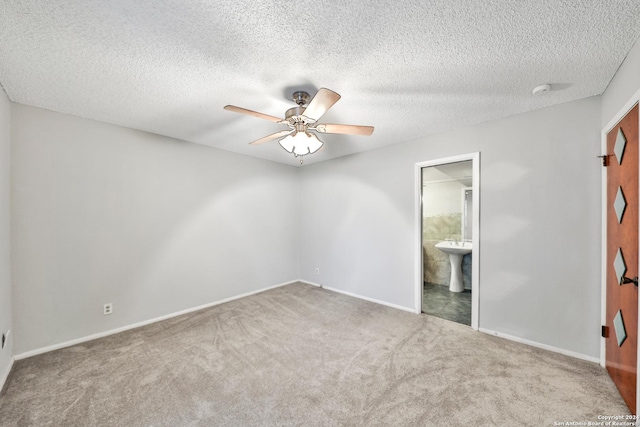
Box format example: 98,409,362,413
606,104,639,414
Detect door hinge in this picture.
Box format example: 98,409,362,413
602,325,609,338
597,154,610,167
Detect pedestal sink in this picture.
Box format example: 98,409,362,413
435,241,472,292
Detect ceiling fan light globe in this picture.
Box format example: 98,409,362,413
279,132,323,157
278,134,296,153
293,144,311,156
306,132,323,154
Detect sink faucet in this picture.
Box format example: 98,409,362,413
444,238,461,246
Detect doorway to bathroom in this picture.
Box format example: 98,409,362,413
415,153,479,329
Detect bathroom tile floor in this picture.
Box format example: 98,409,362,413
422,282,471,326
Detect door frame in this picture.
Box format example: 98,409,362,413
600,89,640,411
414,152,480,330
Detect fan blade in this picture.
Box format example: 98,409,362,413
314,123,374,136
249,130,292,145
302,88,341,122
224,105,283,123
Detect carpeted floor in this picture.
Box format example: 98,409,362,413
0,282,630,426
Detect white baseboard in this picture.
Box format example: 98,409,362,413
304,282,595,364
300,280,414,313
479,328,600,364
15,280,299,360
301,280,322,288
0,357,14,393
14,280,596,366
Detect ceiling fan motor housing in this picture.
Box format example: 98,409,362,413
285,106,306,120
287,91,311,123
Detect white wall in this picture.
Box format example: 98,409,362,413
11,104,299,354
602,36,640,125
0,89,12,383
299,96,602,358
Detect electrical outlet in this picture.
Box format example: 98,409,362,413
315,267,320,275
103,303,113,315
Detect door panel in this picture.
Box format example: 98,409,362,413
606,104,639,414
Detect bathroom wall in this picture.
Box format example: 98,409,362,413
422,172,471,289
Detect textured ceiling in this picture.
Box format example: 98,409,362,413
1,1,640,166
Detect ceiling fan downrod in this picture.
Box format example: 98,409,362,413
292,91,310,106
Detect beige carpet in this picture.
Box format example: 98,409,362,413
0,283,629,426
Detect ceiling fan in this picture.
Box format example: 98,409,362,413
224,88,374,163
